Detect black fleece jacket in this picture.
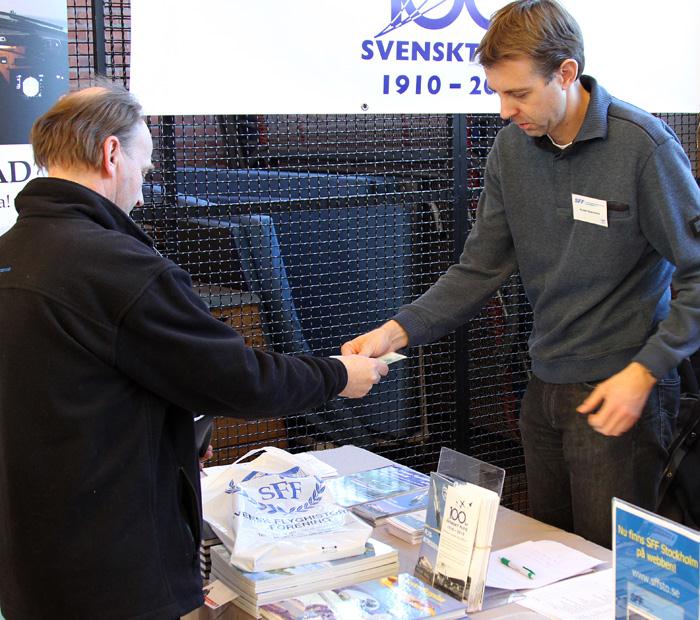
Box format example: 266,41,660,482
0,178,347,620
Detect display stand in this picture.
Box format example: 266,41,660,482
437,447,506,496
414,447,505,612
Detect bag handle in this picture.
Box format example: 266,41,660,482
658,411,700,499
233,445,298,466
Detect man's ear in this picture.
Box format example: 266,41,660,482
101,136,121,177
558,59,579,89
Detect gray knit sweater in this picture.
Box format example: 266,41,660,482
394,76,700,383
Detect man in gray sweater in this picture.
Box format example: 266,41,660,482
343,0,700,547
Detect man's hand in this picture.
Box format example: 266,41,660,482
341,320,409,358
336,355,390,398
576,362,657,436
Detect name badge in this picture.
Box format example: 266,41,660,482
572,193,608,228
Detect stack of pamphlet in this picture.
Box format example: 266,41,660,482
415,471,501,613
385,510,426,544
210,538,399,617
259,572,467,620
326,465,429,508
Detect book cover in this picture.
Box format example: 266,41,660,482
414,472,451,586
614,498,699,620
352,488,429,524
326,465,429,507
259,572,467,620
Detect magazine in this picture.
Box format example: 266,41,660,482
259,572,467,620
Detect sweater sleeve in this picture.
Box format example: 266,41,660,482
632,136,700,378
394,140,519,346
114,267,348,418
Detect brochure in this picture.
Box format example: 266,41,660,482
386,510,426,544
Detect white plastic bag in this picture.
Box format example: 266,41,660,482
202,447,372,571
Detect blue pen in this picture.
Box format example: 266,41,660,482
500,556,536,579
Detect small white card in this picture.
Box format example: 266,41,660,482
572,193,608,227
331,352,406,364
377,352,407,365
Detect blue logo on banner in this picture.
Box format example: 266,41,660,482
377,0,490,37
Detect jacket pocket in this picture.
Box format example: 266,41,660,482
178,466,201,563
607,201,631,219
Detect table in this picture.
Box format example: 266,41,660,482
187,445,611,619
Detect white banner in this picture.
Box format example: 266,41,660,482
130,0,700,115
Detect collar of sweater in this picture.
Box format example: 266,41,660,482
15,177,155,250
534,75,611,154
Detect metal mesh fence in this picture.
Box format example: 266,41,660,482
66,0,699,513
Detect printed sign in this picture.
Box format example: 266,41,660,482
614,498,700,620
0,1,68,235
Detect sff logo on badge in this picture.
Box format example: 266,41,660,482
572,193,608,228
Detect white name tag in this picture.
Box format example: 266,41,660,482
572,194,608,227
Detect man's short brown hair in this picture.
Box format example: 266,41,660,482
476,0,585,80
30,80,143,171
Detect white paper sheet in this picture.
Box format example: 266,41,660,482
519,568,613,620
486,539,604,590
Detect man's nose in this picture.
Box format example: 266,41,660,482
499,98,515,121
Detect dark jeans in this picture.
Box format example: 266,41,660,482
519,371,679,548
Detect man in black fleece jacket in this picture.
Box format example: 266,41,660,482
0,85,388,620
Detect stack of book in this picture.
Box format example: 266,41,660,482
258,572,468,620
200,522,221,581
385,510,426,544
210,538,399,617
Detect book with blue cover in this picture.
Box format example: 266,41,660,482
614,498,700,620
326,465,430,507
259,572,468,619
352,488,429,524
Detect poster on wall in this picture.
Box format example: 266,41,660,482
130,0,700,116
0,0,68,236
